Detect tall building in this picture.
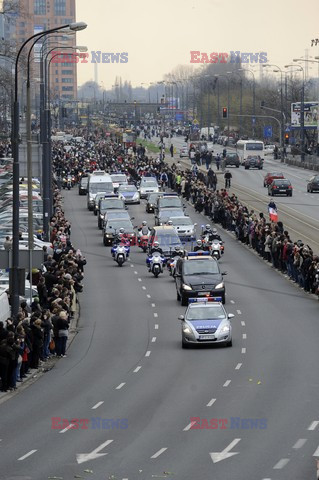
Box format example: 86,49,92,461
5,0,77,101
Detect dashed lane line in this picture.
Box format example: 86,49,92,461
235,363,242,370
59,424,74,433
151,303,156,307
145,351,151,357
116,383,126,390
154,324,159,329
18,450,37,461
313,446,319,456
308,421,319,430
138,278,142,282
223,380,231,387
146,294,151,298
206,398,216,407
293,439,307,449
142,286,146,290
92,401,104,410
242,333,247,339
154,313,158,318
133,366,142,373
236,310,242,315
230,300,235,304
151,337,157,342
241,321,246,326
241,347,246,354
150,448,167,459
273,458,290,469
183,421,196,431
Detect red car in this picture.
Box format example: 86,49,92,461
263,171,285,187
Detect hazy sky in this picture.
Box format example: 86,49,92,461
76,0,319,89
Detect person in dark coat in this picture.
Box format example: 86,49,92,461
30,319,44,369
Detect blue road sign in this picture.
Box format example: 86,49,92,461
252,116,256,125
264,126,273,138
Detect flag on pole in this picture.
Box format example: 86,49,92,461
268,207,278,222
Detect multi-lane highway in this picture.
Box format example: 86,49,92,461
0,185,318,480
153,135,319,252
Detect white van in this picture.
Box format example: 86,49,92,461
87,171,114,210
0,289,10,323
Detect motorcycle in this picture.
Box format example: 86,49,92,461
137,228,150,253
112,244,130,267
147,252,166,278
62,177,67,189
67,175,72,190
211,240,224,260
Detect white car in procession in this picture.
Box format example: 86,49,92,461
179,297,234,348
170,216,197,241
138,178,160,198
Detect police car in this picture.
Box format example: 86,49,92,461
179,297,234,348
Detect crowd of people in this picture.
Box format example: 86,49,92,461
0,186,86,393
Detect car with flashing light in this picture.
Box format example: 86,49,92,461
145,192,164,213
170,216,197,241
118,184,140,204
307,175,319,193
138,178,160,199
110,173,128,193
179,297,234,348
268,178,293,197
175,252,227,306
103,218,136,246
155,207,185,226
97,195,126,229
263,171,285,187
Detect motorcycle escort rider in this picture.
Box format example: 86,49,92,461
112,228,130,259
138,221,151,236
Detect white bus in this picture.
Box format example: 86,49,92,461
87,171,114,210
236,140,265,164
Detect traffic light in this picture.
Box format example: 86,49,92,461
222,107,228,118
285,133,289,145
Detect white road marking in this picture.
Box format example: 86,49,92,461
242,333,247,339
154,324,159,329
273,458,290,469
92,401,104,410
223,380,231,387
130,264,134,267
151,337,157,342
241,347,246,354
134,271,138,274
133,366,142,373
76,439,113,464
308,420,319,430
59,424,74,433
138,278,142,282
150,447,167,459
293,439,307,449
147,294,151,298
206,398,216,407
313,445,319,456
241,321,246,326
210,438,241,463
145,351,151,357
154,313,158,318
151,303,156,307
142,286,146,290
235,363,242,370
183,421,196,431
18,450,37,461
230,300,235,304
116,383,126,390
236,310,242,315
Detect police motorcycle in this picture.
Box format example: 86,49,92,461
137,221,151,253
146,242,167,278
66,174,72,190
111,228,130,267
201,225,224,259
167,246,186,277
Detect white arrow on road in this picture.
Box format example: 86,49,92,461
210,438,241,463
76,439,113,464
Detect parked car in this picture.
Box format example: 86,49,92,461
307,175,319,193
264,145,276,156
243,155,263,170
268,179,293,196
263,171,285,187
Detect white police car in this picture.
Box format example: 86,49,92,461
179,297,234,348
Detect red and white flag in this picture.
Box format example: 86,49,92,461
268,207,278,222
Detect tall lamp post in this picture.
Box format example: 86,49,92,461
262,64,284,152
215,74,230,144
238,68,256,138
11,21,87,319
285,64,305,161
227,71,242,137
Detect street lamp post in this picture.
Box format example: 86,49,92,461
285,63,305,161
262,64,285,152
216,74,230,143
227,71,242,137
238,68,256,138
11,21,87,319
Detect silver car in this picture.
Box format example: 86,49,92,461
179,298,234,348
170,216,197,241
139,179,160,199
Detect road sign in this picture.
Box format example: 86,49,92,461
263,126,273,138
193,119,199,125
285,126,291,132
252,117,256,125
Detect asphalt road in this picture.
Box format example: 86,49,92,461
149,135,319,252
0,187,318,480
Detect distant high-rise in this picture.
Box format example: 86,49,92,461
5,0,77,100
